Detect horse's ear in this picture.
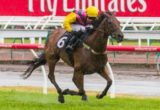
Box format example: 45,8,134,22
100,11,106,16
105,11,116,16
104,11,110,18
99,11,106,19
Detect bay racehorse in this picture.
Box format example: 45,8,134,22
22,12,123,103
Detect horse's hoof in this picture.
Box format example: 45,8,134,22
62,89,69,95
82,95,88,101
58,95,65,103
96,94,103,99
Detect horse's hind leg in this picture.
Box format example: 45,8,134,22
62,69,87,101
47,55,64,103
96,66,112,99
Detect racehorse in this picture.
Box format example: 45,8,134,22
22,12,123,103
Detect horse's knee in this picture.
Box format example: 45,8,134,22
72,73,79,83
48,74,52,80
108,79,112,86
72,77,76,83
48,73,55,82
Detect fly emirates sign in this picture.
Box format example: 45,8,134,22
0,0,159,17
29,0,147,13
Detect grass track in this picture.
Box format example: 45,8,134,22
0,88,160,110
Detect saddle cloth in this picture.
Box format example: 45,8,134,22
56,32,73,49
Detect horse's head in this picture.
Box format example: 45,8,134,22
95,12,124,43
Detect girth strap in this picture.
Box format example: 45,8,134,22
82,43,107,55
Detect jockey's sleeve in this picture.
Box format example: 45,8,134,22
63,12,76,32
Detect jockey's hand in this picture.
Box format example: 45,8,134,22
86,25,93,29
85,26,94,33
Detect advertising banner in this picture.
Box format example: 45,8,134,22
0,0,159,17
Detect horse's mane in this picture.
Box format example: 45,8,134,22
92,12,106,29
93,11,115,29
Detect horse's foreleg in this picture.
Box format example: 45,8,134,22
62,69,87,101
97,66,112,99
73,70,87,101
47,57,64,103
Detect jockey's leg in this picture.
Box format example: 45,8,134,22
71,31,88,49
66,32,83,52
66,32,77,53
66,24,86,53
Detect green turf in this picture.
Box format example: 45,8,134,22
0,90,160,110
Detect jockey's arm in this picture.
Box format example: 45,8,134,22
63,12,76,32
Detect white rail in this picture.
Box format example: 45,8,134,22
0,16,160,30
0,16,64,30
0,29,49,44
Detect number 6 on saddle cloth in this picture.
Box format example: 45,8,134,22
57,31,82,49
57,24,92,53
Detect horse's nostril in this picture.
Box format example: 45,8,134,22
118,34,123,38
117,34,123,42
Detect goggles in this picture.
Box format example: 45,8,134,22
88,17,96,20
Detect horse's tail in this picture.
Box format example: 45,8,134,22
21,52,47,79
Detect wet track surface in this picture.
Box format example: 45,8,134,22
0,64,160,97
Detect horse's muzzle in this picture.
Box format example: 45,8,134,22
117,34,123,43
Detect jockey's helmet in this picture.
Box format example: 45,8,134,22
86,6,99,18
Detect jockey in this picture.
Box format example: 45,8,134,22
63,6,99,53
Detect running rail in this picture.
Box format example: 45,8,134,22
107,45,160,52
1,43,160,98
1,43,160,52
0,43,44,49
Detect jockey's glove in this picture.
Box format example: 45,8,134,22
86,25,94,30
85,26,94,33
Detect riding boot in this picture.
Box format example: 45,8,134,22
66,31,85,54
76,32,88,47
70,31,85,50
66,35,77,53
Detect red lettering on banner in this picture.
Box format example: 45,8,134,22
0,0,159,17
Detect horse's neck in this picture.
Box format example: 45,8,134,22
85,30,108,53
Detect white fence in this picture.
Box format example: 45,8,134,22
0,16,64,30
1,16,160,30
0,29,49,44
0,16,160,45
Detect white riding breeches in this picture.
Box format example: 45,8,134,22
71,24,93,32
